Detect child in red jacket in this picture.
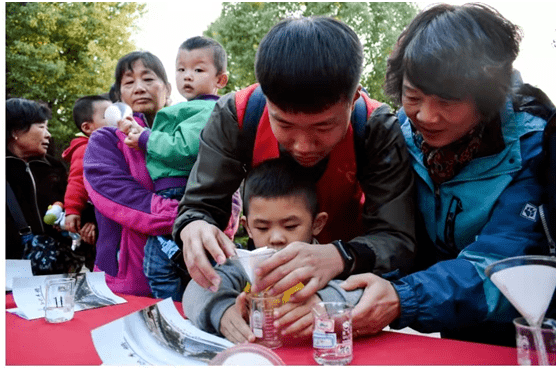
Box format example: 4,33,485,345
62,95,111,268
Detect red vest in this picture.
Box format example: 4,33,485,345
236,84,381,243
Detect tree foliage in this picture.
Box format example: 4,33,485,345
204,2,418,104
6,2,145,157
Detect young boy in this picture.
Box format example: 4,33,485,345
62,95,112,269
183,158,362,344
174,17,416,302
122,36,240,302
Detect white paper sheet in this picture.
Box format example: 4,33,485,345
230,247,276,283
6,259,33,291
91,298,234,365
7,271,127,320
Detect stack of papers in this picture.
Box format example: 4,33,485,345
91,298,234,365
8,271,126,320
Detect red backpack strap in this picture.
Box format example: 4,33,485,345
235,83,260,130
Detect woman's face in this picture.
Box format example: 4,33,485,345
11,121,51,159
402,76,481,148
119,60,170,117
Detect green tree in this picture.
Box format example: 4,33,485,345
205,2,418,104
6,2,145,158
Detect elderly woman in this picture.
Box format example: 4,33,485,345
83,52,179,296
6,99,69,264
272,3,554,347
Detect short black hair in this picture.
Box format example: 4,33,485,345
179,36,227,75
114,51,169,101
6,98,51,141
242,157,319,217
255,16,363,113
385,3,522,121
72,95,111,132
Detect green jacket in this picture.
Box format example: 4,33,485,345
140,97,219,188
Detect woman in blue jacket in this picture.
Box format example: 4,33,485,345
329,3,554,346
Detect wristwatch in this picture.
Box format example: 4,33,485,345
332,240,354,280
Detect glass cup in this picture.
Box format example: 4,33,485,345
44,277,76,323
248,291,283,349
514,317,556,365
312,302,353,365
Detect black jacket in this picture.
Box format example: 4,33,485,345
6,152,67,259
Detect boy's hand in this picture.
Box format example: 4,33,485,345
80,222,97,245
65,214,81,233
179,220,237,292
252,242,343,303
220,297,255,344
274,293,321,339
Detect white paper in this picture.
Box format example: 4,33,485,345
6,259,33,291
91,298,234,365
7,271,127,320
230,247,276,284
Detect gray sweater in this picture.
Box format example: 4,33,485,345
182,259,363,336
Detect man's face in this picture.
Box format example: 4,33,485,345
267,93,358,167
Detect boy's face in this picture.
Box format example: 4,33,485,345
90,100,112,131
175,48,227,100
242,194,327,249
267,90,360,167
81,100,112,136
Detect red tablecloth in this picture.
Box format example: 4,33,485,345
5,293,517,365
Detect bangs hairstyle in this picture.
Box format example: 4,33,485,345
255,16,363,113
114,51,169,101
6,98,52,138
72,95,111,132
385,3,522,120
179,36,228,75
242,157,319,217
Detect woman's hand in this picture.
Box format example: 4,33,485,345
274,293,321,339
179,220,237,292
219,293,255,344
117,116,143,136
251,242,343,303
339,273,401,337
80,222,97,245
124,130,142,150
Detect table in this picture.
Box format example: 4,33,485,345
5,293,518,365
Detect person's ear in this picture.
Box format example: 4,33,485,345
165,83,172,106
216,73,228,89
81,121,94,136
241,215,253,239
312,212,329,237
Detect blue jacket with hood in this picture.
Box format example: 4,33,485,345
388,82,553,345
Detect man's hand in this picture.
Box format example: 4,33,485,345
251,242,344,303
180,220,237,292
80,222,97,245
274,293,322,339
65,214,81,234
339,273,401,337
220,293,255,344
